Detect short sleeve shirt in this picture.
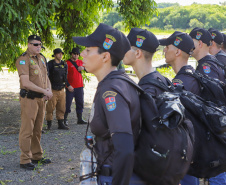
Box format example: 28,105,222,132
173,65,201,96
89,70,141,166
15,49,48,89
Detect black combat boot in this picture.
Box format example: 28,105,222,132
77,113,87,124
64,113,69,126
47,120,52,130
58,119,69,130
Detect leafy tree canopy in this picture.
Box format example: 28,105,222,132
0,0,158,71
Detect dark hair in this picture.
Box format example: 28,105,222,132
98,47,121,66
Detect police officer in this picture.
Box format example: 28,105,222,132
16,35,53,170
208,28,226,65
189,27,225,82
159,31,200,185
73,23,146,185
64,48,87,125
159,31,201,96
123,28,168,99
190,28,226,185
45,48,69,130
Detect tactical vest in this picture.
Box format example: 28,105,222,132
49,60,67,90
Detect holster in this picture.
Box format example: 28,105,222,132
20,89,44,99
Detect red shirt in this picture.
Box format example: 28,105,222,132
66,59,84,88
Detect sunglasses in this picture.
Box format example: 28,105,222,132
30,43,42,46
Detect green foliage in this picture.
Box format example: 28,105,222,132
148,4,226,30
157,2,179,8
117,0,158,30
0,0,158,72
157,66,175,80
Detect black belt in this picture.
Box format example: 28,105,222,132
20,89,44,99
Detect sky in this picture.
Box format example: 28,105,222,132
155,0,222,6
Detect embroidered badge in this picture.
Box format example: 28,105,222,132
19,60,25,65
203,66,211,73
105,97,116,111
89,103,95,122
102,91,117,111
30,60,36,65
211,33,216,40
34,69,39,74
136,35,146,47
172,79,183,86
196,32,202,40
103,34,116,50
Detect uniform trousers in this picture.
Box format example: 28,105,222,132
19,97,45,164
65,87,84,114
46,89,65,120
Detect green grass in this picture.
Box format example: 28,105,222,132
157,66,176,80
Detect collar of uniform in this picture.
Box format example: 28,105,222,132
26,49,39,58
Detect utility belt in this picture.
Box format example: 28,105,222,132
20,89,44,99
52,85,65,91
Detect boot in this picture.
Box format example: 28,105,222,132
64,113,69,126
58,119,69,130
77,113,87,124
47,120,52,130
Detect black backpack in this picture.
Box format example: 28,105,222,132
141,76,226,178
111,75,195,185
180,70,226,106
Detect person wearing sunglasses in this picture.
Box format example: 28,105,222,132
64,47,87,126
15,35,53,170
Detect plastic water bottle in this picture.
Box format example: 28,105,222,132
79,136,98,185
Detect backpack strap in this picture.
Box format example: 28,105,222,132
139,76,175,92
68,59,81,73
109,74,145,94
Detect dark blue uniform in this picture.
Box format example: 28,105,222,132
138,71,169,98
215,50,226,66
172,65,201,96
89,70,145,185
196,55,225,82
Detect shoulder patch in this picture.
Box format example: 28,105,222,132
19,60,26,65
102,91,117,111
21,52,27,56
202,63,211,74
172,79,183,86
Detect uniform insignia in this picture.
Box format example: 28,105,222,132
41,58,45,66
196,32,202,40
102,91,117,111
211,33,216,40
30,60,36,65
136,35,146,47
203,66,211,73
89,103,95,122
105,97,116,111
19,60,25,65
172,79,183,86
136,38,144,47
103,34,116,50
34,69,39,74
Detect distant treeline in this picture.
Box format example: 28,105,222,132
102,3,226,31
